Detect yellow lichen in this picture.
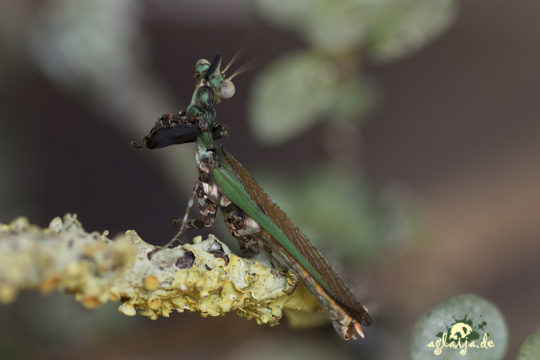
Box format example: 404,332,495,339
147,297,161,310
144,275,159,290
40,275,61,293
118,303,136,316
0,214,327,329
82,296,101,308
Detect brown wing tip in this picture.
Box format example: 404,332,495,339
360,306,372,326
343,302,372,327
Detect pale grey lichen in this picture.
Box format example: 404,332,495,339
0,214,324,327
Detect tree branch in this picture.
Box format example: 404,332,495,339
0,214,326,327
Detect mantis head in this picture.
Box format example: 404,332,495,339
194,54,236,102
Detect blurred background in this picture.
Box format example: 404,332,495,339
0,0,539,359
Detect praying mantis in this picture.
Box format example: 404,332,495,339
133,54,372,340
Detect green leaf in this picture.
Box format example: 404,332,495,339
253,0,371,55
252,0,456,60
411,294,508,360
366,0,457,63
518,328,540,360
300,0,369,55
248,51,338,144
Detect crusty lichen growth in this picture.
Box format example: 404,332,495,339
0,214,325,327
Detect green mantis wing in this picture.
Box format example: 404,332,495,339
212,147,371,327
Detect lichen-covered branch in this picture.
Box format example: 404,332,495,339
0,214,326,327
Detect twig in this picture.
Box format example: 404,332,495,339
0,214,325,327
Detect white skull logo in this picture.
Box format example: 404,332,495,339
449,322,473,341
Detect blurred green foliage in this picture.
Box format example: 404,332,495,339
517,328,540,360
251,0,455,60
249,52,375,143
249,0,456,144
247,0,456,262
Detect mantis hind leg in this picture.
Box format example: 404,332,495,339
167,181,218,247
220,202,262,257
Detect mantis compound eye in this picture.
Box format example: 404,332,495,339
195,59,211,79
221,79,235,99
195,58,210,69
